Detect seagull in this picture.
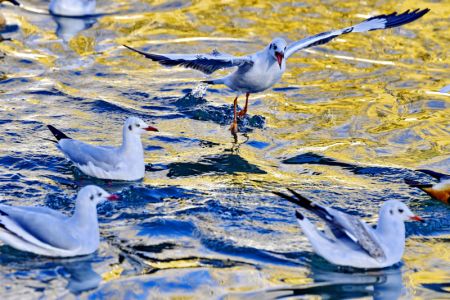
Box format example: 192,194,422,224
49,0,96,16
274,189,423,269
123,8,430,134
0,185,118,257
47,116,159,181
406,169,450,205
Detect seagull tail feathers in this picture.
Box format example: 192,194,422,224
5,0,21,6
416,169,449,180
274,189,334,221
202,78,224,85
47,125,71,141
404,178,433,189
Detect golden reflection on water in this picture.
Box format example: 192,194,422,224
0,0,449,298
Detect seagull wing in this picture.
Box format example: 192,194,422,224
274,189,387,261
0,204,79,251
123,45,254,75
416,169,450,181
285,9,430,59
58,139,121,172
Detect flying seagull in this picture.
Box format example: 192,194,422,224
47,116,158,181
123,8,430,134
274,189,423,269
406,169,450,205
0,185,118,257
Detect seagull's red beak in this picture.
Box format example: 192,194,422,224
275,51,284,68
144,126,159,132
410,215,424,222
107,194,119,201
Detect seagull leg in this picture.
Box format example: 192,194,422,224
237,93,250,118
229,96,239,135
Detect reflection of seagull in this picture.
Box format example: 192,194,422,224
52,15,98,42
49,0,96,16
406,169,450,205
123,9,429,134
49,0,97,41
0,0,20,35
0,185,118,257
274,189,423,269
47,117,159,181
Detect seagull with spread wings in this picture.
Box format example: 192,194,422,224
274,189,423,269
124,9,429,135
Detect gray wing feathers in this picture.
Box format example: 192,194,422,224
124,45,253,75
58,139,120,171
0,205,78,250
286,9,429,58
333,212,386,261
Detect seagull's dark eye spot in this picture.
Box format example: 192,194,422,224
398,208,404,213
90,195,94,201
98,193,102,197
389,209,393,215
136,124,140,128
284,46,287,51
128,125,132,131
274,45,277,50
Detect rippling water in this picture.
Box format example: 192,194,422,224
0,0,449,298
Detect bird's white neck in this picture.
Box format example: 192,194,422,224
72,203,99,231
120,128,144,156
376,216,406,259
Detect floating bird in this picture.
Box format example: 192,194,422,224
0,185,118,257
123,9,429,134
47,117,158,181
405,169,450,205
274,189,423,269
49,0,96,16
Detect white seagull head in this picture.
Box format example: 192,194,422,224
379,200,423,223
76,185,119,208
124,116,158,136
268,37,287,68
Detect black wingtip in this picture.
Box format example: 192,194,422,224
416,169,449,180
382,8,430,29
295,210,304,220
122,44,133,51
4,0,21,6
273,189,313,210
47,125,71,141
404,178,433,189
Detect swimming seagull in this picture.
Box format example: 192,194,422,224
406,169,450,205
49,0,96,16
123,9,430,134
273,189,423,269
47,117,159,181
0,185,118,257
